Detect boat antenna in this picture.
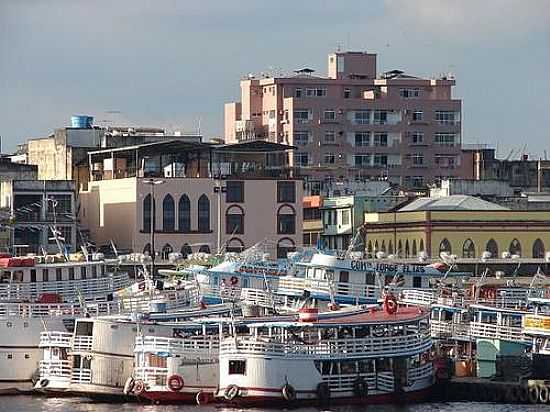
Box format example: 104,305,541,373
474,268,490,302
344,228,365,259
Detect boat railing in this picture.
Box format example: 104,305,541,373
134,366,168,387
0,272,131,300
72,336,93,352
470,321,528,344
39,359,72,379
239,288,282,308
221,332,432,359
71,368,92,384
431,320,472,341
321,372,393,393
135,335,219,355
277,277,379,300
401,289,436,306
39,331,73,348
407,362,433,382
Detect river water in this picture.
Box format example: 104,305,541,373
0,397,545,412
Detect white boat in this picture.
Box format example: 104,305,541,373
216,303,434,406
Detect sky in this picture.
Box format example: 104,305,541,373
1,0,549,157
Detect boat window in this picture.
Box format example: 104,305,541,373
148,354,167,368
69,268,75,280
228,359,246,375
341,360,357,374
30,269,36,283
13,270,23,282
413,276,422,288
92,265,97,278
43,269,49,282
81,266,87,280
325,269,334,281
56,268,62,282
24,354,30,359
376,358,392,372
75,321,93,336
330,361,340,375
340,271,349,283
110,324,118,329
355,326,369,338
101,265,105,276
321,361,331,375
358,359,374,373
365,273,375,285
314,268,323,279
242,277,249,288
7,354,12,359
23,322,29,328
82,357,91,369
1,271,10,282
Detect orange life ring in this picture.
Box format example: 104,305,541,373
384,295,398,315
230,276,239,286
133,379,146,395
167,374,184,391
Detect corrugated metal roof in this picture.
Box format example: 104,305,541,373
399,195,509,211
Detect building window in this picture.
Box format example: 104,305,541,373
178,195,191,232
355,132,370,147
277,238,296,259
199,245,211,253
277,181,296,203
412,110,423,121
162,194,175,232
435,110,456,125
353,110,370,125
142,194,155,233
226,205,244,235
373,155,388,166
277,205,296,235
48,194,72,215
354,155,371,167
323,110,336,121
293,131,310,145
226,181,244,203
323,153,336,164
268,110,276,119
323,131,336,144
373,133,388,147
439,238,452,256
400,88,420,99
388,240,394,255
412,240,417,256
226,238,245,253
294,110,311,123
509,238,521,256
486,239,498,258
411,132,424,144
294,152,309,167
161,244,173,260
305,88,327,97
344,88,351,98
462,239,476,258
533,239,545,258
435,155,457,168
373,111,388,125
198,194,210,232
434,133,456,146
410,153,424,166
228,360,246,375
341,210,350,226
295,88,302,98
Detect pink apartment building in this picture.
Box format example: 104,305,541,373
225,51,464,191
79,140,302,258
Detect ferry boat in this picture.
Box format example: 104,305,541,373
523,298,550,379
216,302,434,406
0,255,133,383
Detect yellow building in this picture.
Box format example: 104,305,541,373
363,195,550,259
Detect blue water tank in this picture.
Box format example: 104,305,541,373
70,115,94,128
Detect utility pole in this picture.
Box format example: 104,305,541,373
213,180,226,254
143,178,164,279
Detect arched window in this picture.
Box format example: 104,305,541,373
143,243,151,255
226,238,245,253
161,244,173,260
142,194,155,232
419,239,424,254
277,204,296,235
509,238,521,256
388,240,394,255
412,240,417,256
367,240,373,258
533,239,545,258
486,239,498,258
199,244,211,254
462,238,476,258
397,240,403,257
374,240,379,252
178,194,191,233
381,240,386,254
439,238,452,256
226,205,244,235
277,237,296,259
405,240,410,257
162,195,175,232
180,243,192,258
198,194,210,232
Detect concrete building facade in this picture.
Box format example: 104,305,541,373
225,50,463,190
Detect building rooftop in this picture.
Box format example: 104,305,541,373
398,195,509,212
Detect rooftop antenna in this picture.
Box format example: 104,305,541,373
197,117,201,136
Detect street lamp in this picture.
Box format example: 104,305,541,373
143,178,164,278
213,181,226,254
